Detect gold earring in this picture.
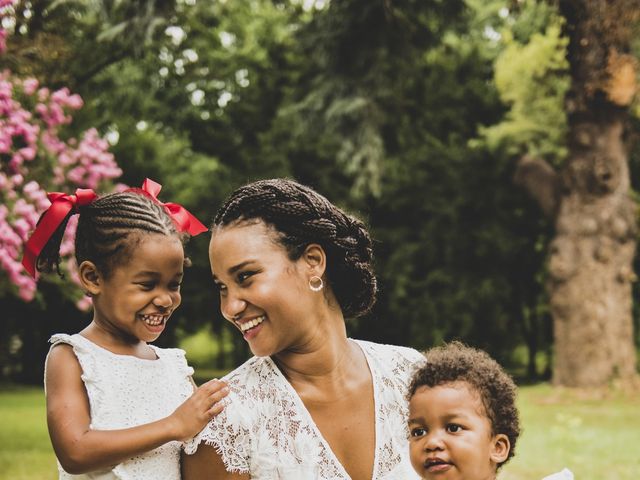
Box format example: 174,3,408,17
309,275,324,292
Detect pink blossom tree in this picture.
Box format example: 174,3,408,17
0,0,123,307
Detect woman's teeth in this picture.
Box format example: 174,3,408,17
141,314,165,326
239,315,265,332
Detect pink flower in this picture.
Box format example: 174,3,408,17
37,88,50,101
0,30,7,55
22,78,38,96
16,275,36,301
76,296,93,311
51,88,83,110
0,67,123,310
10,173,23,186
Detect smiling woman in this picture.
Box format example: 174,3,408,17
182,178,426,480
21,180,229,479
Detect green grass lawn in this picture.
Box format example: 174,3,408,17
0,386,57,480
1,383,638,479
501,384,640,479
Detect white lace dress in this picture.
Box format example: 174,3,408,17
185,339,425,479
46,333,195,480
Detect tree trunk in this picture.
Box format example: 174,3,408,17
549,0,639,387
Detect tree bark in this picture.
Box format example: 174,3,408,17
518,0,639,386
549,0,638,387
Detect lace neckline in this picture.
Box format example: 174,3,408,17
264,339,380,479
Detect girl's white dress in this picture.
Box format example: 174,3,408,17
46,333,194,480
185,339,425,479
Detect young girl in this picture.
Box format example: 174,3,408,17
22,179,229,479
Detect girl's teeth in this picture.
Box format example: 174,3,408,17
142,314,165,326
240,315,265,332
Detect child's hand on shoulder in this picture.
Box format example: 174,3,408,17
168,379,229,441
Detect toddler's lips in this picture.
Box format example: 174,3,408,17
425,459,452,473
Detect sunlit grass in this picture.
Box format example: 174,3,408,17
1,382,638,479
0,385,57,480
501,384,640,479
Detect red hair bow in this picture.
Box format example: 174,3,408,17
139,178,208,237
21,189,98,278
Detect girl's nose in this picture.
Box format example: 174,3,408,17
153,291,174,309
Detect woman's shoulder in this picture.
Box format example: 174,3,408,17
355,339,426,365
183,356,278,462
222,355,280,393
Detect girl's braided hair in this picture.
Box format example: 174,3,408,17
213,178,377,317
37,191,182,277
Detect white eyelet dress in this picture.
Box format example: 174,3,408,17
46,334,195,480
185,339,426,479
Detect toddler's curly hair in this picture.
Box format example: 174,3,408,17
408,341,521,467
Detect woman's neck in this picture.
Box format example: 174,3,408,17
272,316,366,394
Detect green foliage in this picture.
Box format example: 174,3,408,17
266,0,467,198
479,12,570,162
5,0,637,384
177,324,234,370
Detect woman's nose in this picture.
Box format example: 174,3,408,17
221,293,247,322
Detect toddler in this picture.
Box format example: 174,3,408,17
407,342,573,480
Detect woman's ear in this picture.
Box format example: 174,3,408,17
302,243,326,277
78,261,102,296
489,433,511,465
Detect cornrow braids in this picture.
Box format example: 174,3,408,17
408,342,521,468
37,191,182,277
213,178,377,317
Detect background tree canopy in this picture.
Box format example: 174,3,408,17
1,0,639,384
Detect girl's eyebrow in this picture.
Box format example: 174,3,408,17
133,270,183,279
133,271,161,278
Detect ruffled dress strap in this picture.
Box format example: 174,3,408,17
150,346,195,379
47,333,100,393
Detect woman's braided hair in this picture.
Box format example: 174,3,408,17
407,342,521,468
37,191,181,277
213,178,377,317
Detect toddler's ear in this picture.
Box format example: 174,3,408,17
79,261,101,295
489,433,511,465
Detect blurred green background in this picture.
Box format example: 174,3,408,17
1,0,640,478
4,0,639,388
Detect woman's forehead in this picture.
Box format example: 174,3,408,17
210,221,286,265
